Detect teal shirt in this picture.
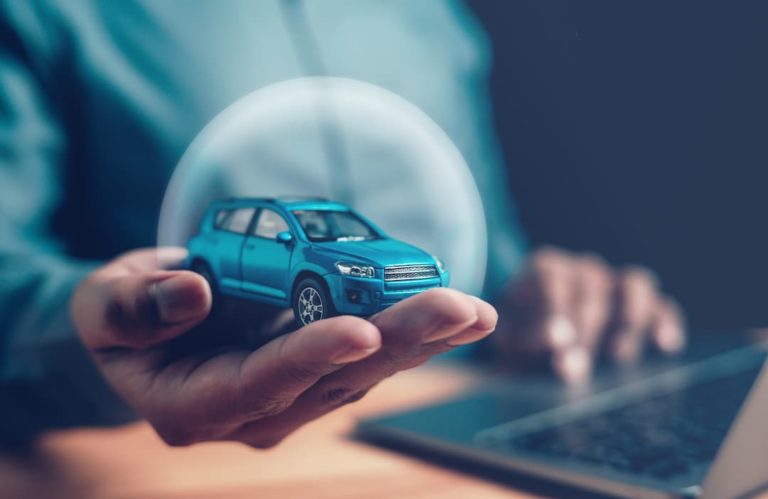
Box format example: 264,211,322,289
0,0,526,440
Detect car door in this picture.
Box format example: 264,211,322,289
216,206,256,290
241,208,293,300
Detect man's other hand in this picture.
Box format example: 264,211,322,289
495,246,685,384
71,248,497,448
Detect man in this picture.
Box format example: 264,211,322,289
0,0,683,447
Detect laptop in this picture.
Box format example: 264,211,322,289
357,333,768,498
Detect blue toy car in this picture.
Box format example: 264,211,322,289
186,197,449,325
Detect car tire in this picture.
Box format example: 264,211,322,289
293,277,335,327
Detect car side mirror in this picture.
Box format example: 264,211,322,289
276,231,293,244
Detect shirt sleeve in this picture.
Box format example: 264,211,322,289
0,1,136,446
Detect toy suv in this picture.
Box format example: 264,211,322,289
186,197,449,325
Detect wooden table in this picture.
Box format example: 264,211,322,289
0,362,538,499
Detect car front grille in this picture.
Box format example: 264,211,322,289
384,264,439,282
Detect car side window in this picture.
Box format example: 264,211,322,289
214,209,233,230
223,208,255,234
253,209,290,239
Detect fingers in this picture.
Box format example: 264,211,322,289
570,255,613,351
352,288,494,378
447,296,498,346
499,247,687,384
75,247,496,450
503,247,575,353
72,248,211,351
371,287,483,345
74,270,211,350
106,299,382,447
229,316,381,422
234,289,496,447
506,249,611,383
151,290,493,447
528,248,576,350
551,254,613,383
650,297,686,355
608,267,658,362
117,303,381,445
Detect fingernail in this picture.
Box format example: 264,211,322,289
331,346,379,365
423,316,478,343
151,274,209,324
554,346,592,385
546,315,577,349
447,327,496,346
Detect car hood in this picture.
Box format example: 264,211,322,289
311,238,435,268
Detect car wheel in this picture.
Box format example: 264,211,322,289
293,277,334,326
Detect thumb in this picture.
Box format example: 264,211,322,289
73,270,211,350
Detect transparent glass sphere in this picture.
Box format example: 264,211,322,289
158,77,487,294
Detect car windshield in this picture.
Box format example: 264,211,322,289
292,209,380,242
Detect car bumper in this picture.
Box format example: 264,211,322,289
326,271,450,316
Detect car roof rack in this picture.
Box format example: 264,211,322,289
277,195,330,202
220,197,275,203
219,196,331,203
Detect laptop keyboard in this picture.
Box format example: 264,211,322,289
499,368,760,481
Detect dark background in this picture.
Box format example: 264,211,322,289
469,1,768,332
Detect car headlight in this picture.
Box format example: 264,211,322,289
432,256,446,273
335,262,376,278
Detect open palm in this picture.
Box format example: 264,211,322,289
71,248,497,447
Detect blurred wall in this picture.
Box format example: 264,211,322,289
469,1,768,331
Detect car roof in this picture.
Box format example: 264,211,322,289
211,197,351,212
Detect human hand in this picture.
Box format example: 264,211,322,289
494,246,685,384
71,248,497,447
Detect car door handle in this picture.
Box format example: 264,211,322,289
245,243,255,250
